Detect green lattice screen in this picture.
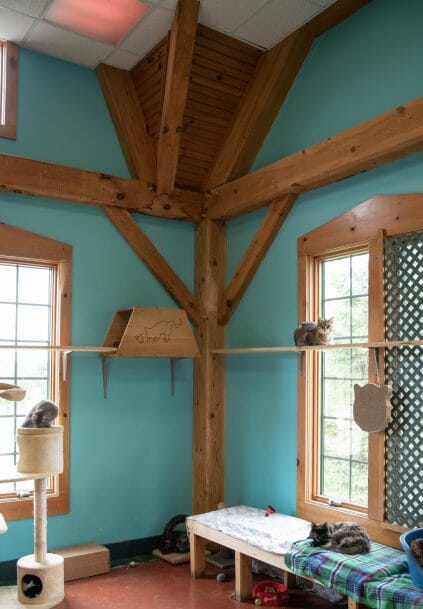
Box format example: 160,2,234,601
384,230,423,528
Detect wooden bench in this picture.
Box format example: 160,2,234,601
187,509,362,608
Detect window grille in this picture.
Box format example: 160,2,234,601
384,230,423,528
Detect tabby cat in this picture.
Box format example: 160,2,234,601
411,539,423,566
159,514,190,554
309,522,371,555
294,318,334,347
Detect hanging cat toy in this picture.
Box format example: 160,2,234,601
353,348,392,432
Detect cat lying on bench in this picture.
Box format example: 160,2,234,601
309,522,371,555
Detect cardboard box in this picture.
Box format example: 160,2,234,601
52,542,110,581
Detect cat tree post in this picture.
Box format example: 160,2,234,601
34,478,47,563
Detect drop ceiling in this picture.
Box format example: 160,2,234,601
0,0,337,69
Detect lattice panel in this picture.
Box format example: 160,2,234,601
384,230,423,528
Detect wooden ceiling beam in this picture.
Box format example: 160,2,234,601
103,207,200,325
201,32,313,191
0,152,202,222
207,96,423,220
201,0,370,192
157,0,199,196
97,64,156,184
217,195,297,325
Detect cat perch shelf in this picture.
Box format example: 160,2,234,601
210,339,423,355
100,307,199,398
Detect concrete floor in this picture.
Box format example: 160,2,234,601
1,560,335,609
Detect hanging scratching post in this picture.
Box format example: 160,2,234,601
353,349,393,432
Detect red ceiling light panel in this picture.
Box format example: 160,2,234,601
45,0,150,44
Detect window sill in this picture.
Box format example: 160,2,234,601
0,492,69,520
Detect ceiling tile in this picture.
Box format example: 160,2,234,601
198,0,269,34
120,6,172,56
104,48,141,70
0,6,35,43
23,21,113,68
233,0,319,48
0,0,50,19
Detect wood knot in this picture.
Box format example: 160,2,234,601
396,105,405,114
116,192,125,200
350,146,357,152
100,173,111,180
163,203,171,210
176,125,183,133
226,299,233,308
162,126,169,134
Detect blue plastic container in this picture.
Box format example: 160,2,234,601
400,529,423,588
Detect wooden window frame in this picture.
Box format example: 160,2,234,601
0,222,71,520
0,41,18,140
296,194,423,547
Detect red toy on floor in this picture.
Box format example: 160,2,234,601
253,581,289,606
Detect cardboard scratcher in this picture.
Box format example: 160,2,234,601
152,548,210,565
353,383,393,432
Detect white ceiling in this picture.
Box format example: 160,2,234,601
0,0,337,70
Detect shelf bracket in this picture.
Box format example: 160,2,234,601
61,350,71,382
101,357,110,399
170,358,181,396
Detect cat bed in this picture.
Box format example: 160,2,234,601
285,540,409,607
188,506,311,555
152,548,190,564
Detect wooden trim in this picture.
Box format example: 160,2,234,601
208,97,423,220
157,0,199,196
0,152,202,223
96,64,156,183
298,194,423,256
218,195,297,325
201,33,313,190
0,223,71,520
296,194,423,547
103,207,199,326
193,218,226,513
367,229,386,522
0,42,18,140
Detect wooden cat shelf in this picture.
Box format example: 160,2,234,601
101,307,199,397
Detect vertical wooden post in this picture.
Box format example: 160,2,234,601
189,531,206,578
193,218,226,514
235,552,252,601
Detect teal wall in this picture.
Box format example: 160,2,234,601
225,0,423,513
0,49,194,562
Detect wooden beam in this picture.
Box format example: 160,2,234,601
193,218,226,513
201,32,313,191
304,0,370,39
157,0,199,196
207,96,423,220
97,64,156,183
103,207,200,325
218,195,297,325
0,152,202,222
201,0,369,191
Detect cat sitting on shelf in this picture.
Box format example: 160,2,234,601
294,318,334,347
309,521,371,555
21,400,58,428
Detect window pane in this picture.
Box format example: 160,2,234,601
320,253,369,507
0,417,15,453
17,305,50,341
17,349,49,378
18,267,51,304
15,379,49,416
0,349,15,378
323,257,350,298
322,458,350,499
0,265,16,302
0,304,16,340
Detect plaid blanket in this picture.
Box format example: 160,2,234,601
285,540,409,607
365,574,423,609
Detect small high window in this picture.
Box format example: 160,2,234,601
0,41,18,140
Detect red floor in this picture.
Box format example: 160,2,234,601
54,559,333,609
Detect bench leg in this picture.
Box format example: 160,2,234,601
235,552,252,602
348,598,360,609
283,570,297,589
190,532,206,579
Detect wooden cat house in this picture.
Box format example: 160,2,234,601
102,307,199,358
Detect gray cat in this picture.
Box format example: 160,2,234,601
294,318,334,346
309,521,371,555
21,400,58,428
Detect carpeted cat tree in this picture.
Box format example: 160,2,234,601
1,383,64,608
